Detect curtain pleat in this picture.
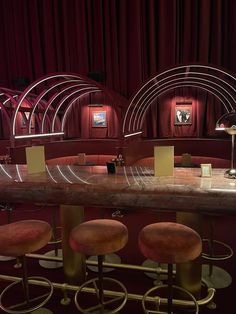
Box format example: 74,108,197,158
0,0,232,139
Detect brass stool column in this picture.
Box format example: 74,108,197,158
0,220,54,314
202,215,233,289
139,222,202,314
70,219,128,314
39,204,63,269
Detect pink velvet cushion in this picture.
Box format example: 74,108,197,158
0,220,52,257
70,219,128,256
139,222,202,263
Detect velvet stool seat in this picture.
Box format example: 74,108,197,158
70,219,128,314
0,220,54,314
139,222,202,314
0,203,15,262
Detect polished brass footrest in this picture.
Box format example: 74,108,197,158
202,239,233,261
142,284,199,314
74,277,128,314
0,274,216,310
0,276,53,314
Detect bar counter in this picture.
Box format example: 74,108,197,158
0,164,235,213
0,164,235,296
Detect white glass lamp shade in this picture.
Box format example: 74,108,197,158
215,111,236,135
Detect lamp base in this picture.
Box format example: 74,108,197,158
224,168,236,179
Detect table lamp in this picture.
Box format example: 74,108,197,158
215,111,236,178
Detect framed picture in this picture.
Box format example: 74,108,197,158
175,102,192,125
200,163,212,177
21,112,35,128
92,111,107,127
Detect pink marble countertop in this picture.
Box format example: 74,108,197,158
0,164,235,214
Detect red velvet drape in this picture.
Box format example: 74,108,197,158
0,0,234,139
141,87,226,138
0,0,234,96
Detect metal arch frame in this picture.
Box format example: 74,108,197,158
129,74,235,133
139,83,230,130
61,90,101,132
51,87,100,132
12,72,126,141
12,73,82,136
123,65,236,136
27,79,84,134
135,80,232,131
40,83,91,133
0,91,19,137
132,75,235,131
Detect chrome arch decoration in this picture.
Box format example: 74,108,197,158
11,72,127,140
123,65,236,137
0,88,21,138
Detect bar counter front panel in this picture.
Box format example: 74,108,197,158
0,164,235,297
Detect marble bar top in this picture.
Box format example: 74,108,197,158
0,164,235,214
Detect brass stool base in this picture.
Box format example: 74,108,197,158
202,264,232,289
142,259,176,283
74,277,127,314
142,284,199,314
31,308,53,314
39,249,63,269
0,276,53,314
87,253,121,273
202,239,233,261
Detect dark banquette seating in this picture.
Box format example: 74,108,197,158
46,154,116,166
45,154,230,169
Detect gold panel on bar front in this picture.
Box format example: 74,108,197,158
60,205,86,284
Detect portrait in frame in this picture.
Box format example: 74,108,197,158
92,111,107,127
21,112,35,128
200,163,212,177
175,102,192,125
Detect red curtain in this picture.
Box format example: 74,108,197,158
142,87,226,138
0,0,234,139
0,0,233,97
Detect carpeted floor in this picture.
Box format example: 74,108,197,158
0,203,235,313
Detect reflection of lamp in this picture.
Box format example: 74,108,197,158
215,111,236,178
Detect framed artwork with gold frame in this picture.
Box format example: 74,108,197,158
200,163,212,177
92,111,107,127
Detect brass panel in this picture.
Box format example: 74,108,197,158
176,212,203,299
60,205,86,284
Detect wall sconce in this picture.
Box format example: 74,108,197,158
215,111,236,178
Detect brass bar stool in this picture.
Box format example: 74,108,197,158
70,219,128,313
202,216,233,290
0,220,54,314
87,208,123,274
0,203,15,262
139,222,202,314
39,204,63,269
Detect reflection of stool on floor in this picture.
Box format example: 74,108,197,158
202,215,233,290
139,222,202,314
39,204,63,269
70,219,128,313
0,220,54,313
